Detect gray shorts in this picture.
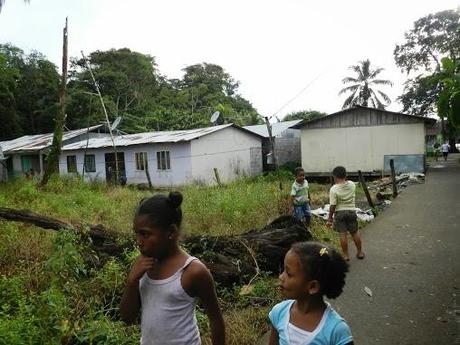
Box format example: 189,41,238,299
333,210,358,234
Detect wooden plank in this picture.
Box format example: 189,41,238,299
358,170,375,209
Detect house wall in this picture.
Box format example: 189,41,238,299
190,127,262,184
59,143,193,186
300,123,425,173
274,128,301,166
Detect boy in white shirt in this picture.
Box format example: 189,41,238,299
327,166,364,261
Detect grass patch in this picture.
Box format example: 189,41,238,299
0,173,345,344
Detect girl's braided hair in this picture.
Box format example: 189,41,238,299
291,241,348,299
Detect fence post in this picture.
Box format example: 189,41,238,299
358,170,375,209
390,159,398,198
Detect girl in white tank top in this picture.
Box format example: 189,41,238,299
120,192,225,345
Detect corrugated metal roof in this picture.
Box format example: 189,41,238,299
62,124,252,151
292,106,437,128
0,125,103,154
243,120,302,138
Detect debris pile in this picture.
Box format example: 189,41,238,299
368,172,425,202
311,204,375,222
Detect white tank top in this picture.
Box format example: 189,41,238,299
139,256,201,345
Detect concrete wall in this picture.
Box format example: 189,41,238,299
274,128,301,166
59,143,193,186
300,123,425,173
190,127,262,184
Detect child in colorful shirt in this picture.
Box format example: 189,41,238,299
269,242,353,345
290,167,311,227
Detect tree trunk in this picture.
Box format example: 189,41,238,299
0,208,311,286
40,18,68,186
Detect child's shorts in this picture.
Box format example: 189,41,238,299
293,203,311,222
333,210,358,233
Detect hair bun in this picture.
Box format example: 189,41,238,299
167,191,183,208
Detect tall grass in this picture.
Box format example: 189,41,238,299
0,173,339,344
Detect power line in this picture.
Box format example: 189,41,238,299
270,71,325,120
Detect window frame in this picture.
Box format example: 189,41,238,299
84,154,96,173
156,150,171,171
135,152,148,171
66,155,77,173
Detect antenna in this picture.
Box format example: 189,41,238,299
210,111,220,125
111,116,122,131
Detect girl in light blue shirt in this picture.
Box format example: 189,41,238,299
269,242,353,345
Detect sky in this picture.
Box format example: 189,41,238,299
0,0,458,120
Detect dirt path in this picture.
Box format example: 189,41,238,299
332,153,460,344
258,154,460,345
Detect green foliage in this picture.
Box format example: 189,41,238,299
339,59,393,109
67,51,262,134
0,44,60,140
395,9,460,116
0,177,339,344
437,57,460,128
282,109,326,122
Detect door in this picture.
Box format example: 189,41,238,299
104,152,126,183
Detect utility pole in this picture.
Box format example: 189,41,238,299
264,116,277,169
40,17,68,186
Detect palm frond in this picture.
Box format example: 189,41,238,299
370,89,387,109
349,65,365,80
370,79,393,86
338,84,360,95
341,77,359,84
342,88,359,109
377,90,392,104
369,67,384,79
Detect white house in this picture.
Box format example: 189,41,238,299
59,124,263,186
244,120,302,170
294,106,436,175
0,125,105,181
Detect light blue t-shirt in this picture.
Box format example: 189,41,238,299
269,300,353,345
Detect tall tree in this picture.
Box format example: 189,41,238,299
394,9,460,116
0,44,59,140
40,18,68,186
283,110,326,122
339,59,393,109
437,57,460,129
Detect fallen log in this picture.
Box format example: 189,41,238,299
0,208,312,286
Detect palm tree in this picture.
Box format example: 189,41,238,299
339,59,393,109
0,0,29,12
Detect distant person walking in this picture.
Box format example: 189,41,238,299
433,142,440,161
327,166,364,261
441,141,450,161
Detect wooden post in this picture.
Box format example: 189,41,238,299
213,168,222,187
40,18,68,186
390,159,398,198
358,170,374,209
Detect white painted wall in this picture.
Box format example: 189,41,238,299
190,127,262,184
59,143,193,186
300,123,425,173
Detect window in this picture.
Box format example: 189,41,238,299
84,154,96,173
135,152,148,170
67,155,77,173
156,151,170,170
